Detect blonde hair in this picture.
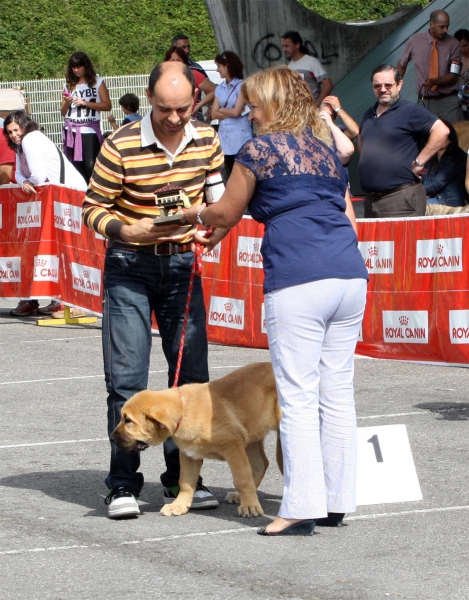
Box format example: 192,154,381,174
242,66,332,146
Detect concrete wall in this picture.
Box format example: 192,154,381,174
205,0,421,83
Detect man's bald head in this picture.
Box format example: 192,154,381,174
429,10,450,40
148,61,195,97
430,10,449,24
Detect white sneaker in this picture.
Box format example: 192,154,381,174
105,487,140,519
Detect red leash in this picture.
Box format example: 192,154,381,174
173,228,214,389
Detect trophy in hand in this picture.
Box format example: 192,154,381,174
153,184,191,225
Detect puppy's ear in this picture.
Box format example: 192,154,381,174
145,406,178,436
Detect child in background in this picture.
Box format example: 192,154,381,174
107,93,142,131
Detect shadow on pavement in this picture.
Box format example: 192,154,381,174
0,469,281,524
414,402,469,421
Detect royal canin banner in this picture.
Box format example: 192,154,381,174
2,184,469,366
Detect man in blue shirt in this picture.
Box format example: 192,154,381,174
359,64,450,218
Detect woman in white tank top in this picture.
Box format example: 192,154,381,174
61,51,112,183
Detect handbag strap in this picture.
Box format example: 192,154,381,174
220,81,242,108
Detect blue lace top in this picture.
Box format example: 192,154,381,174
235,128,368,293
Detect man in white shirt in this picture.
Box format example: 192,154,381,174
281,30,333,106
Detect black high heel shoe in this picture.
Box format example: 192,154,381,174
257,519,315,536
314,512,345,527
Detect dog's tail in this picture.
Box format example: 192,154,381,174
275,431,284,475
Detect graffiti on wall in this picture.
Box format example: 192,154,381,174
252,33,339,69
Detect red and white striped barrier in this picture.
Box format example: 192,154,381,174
2,184,469,365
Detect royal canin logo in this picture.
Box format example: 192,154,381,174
64,207,72,216
83,269,90,279
36,258,48,267
383,311,428,344
416,238,462,273
449,311,469,344
0,257,21,282
208,296,245,330
236,236,263,269
27,206,32,214
359,241,394,274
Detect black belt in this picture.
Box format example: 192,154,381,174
367,182,419,200
108,241,192,255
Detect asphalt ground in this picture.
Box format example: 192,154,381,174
0,297,468,600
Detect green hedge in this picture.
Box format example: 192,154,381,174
0,0,429,81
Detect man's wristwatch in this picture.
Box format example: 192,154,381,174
334,106,341,114
413,157,425,167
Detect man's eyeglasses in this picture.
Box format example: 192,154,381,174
372,82,395,90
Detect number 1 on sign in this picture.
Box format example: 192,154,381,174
368,434,384,462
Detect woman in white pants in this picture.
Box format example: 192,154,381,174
183,66,368,536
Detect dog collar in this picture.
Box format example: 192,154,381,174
175,387,183,431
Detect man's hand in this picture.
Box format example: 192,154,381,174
322,96,341,112
120,218,183,243
423,78,437,90
411,162,426,179
192,227,228,255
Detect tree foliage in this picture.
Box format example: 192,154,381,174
0,0,219,80
298,0,430,22
0,0,430,81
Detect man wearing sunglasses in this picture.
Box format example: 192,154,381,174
359,64,449,218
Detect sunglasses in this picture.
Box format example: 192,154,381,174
372,82,395,90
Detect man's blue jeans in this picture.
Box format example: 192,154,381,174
102,247,208,496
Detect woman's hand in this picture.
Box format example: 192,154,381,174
193,227,227,255
73,97,88,107
318,109,333,126
22,181,36,194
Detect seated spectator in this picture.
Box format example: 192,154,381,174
108,93,142,131
165,46,216,118
423,121,468,207
0,117,15,184
3,110,87,317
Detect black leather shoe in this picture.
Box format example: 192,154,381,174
314,512,345,527
257,519,315,536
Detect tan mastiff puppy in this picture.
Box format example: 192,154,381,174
111,362,282,517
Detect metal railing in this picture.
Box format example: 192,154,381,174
0,75,151,145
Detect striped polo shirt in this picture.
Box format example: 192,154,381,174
82,112,224,245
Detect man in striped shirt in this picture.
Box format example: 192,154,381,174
83,61,228,519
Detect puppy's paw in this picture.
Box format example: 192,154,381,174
160,503,190,516
237,503,264,518
225,491,240,504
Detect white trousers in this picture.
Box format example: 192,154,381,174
265,278,367,519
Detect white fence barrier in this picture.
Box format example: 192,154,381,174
0,75,151,145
